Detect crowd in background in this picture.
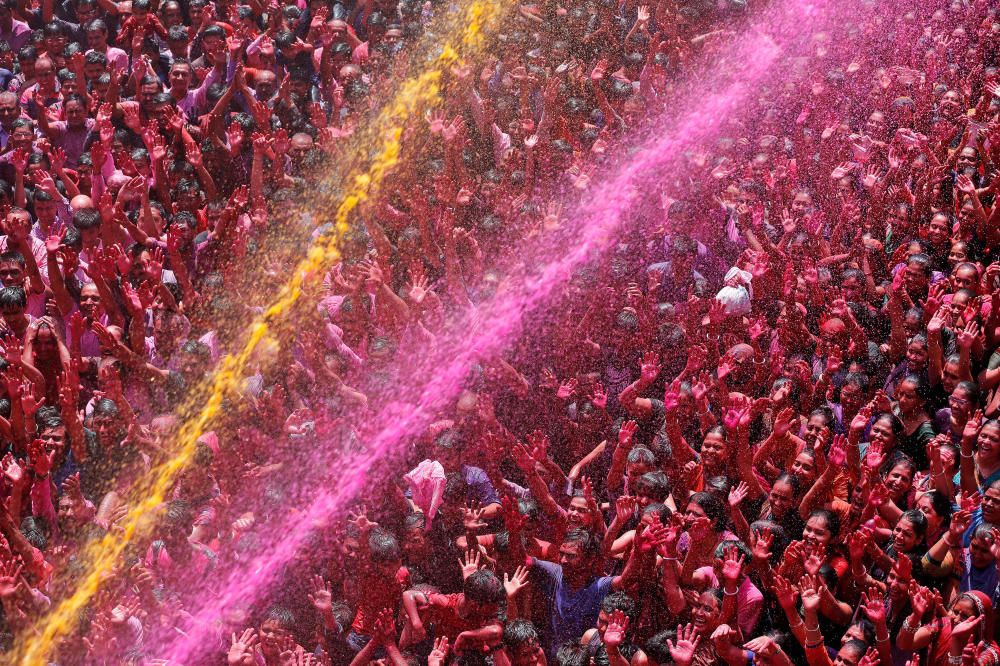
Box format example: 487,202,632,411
0,0,999,664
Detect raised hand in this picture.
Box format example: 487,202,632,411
771,573,796,609
744,635,780,658
459,549,482,579
640,351,661,384
556,377,578,400
589,383,608,410
503,565,529,598
307,574,333,616
798,573,823,613
865,440,886,471
616,494,638,522
859,586,886,625
828,434,848,467
721,545,745,585
666,623,701,666
603,609,629,648
751,527,774,563
227,629,258,666
427,636,449,666
28,439,53,477
728,481,749,507
618,420,638,448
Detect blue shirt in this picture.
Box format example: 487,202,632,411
461,465,501,506
532,558,614,656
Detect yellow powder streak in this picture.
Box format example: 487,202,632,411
14,2,500,663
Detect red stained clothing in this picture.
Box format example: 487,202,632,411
351,566,410,634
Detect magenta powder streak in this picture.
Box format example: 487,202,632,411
161,0,854,661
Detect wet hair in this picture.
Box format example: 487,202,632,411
953,380,981,406
842,372,869,394
263,605,296,630
168,25,188,42
871,412,904,439
600,591,637,622
0,285,26,309
806,509,841,540
562,528,600,560
163,498,192,528
93,398,119,420
368,528,401,563
973,522,997,541
713,539,751,561
841,639,868,661
899,508,928,539
626,446,656,466
554,643,589,666
402,512,425,532
907,253,933,277
0,250,24,267
517,497,540,521
899,373,931,402
72,207,101,230
83,50,106,67
687,491,725,531
645,628,677,663
21,515,47,550
773,473,802,498
751,520,788,562
463,569,504,605
635,471,670,501
881,451,917,483
919,489,954,526
503,619,540,651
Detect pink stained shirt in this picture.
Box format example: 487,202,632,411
693,565,764,637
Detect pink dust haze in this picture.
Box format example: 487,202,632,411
159,0,901,661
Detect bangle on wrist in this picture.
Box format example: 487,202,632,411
901,617,919,633
724,588,738,596
948,655,963,666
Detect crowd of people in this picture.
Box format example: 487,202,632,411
0,0,996,662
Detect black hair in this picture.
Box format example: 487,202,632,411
72,208,101,230
83,50,106,67
899,508,928,539
502,619,540,650
263,605,296,629
600,590,637,622
635,471,670,501
0,250,24,267
562,528,600,560
554,643,589,666
807,509,841,540
0,285,26,309
368,528,401,563
463,569,504,605
687,491,725,531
